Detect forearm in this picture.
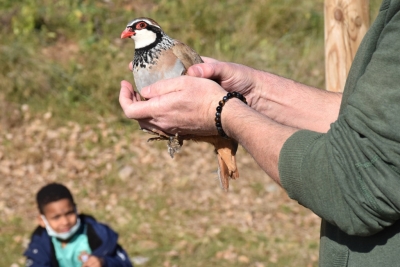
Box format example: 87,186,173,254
188,61,341,132
221,98,298,184
252,70,342,132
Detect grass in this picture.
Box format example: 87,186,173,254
0,0,382,266
1,0,328,121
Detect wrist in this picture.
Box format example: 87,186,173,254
216,94,248,139
246,68,267,108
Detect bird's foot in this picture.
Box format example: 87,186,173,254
142,128,183,158
168,133,183,158
142,128,170,141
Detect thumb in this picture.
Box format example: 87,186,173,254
187,64,205,78
187,62,221,79
188,62,235,82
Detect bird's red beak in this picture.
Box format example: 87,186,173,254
121,28,135,39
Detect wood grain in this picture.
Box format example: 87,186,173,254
324,0,370,92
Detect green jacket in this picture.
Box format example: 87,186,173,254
279,0,400,266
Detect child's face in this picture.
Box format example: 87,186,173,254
39,198,78,233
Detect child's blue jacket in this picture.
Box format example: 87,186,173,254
24,214,133,267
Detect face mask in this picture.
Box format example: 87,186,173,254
41,214,81,240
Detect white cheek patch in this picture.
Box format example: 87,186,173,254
133,29,157,49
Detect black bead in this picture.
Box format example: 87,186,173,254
220,131,226,136
215,92,248,138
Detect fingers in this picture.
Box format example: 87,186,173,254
187,57,219,78
187,64,205,77
119,78,184,121
187,62,222,79
119,80,148,119
187,60,243,80
128,62,133,71
120,94,154,120
119,80,134,109
121,80,134,93
188,61,251,84
140,76,193,98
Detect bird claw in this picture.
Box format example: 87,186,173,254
168,134,183,158
142,128,183,158
142,128,169,139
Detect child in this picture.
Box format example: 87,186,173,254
24,183,133,267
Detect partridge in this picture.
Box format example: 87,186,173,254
121,17,239,190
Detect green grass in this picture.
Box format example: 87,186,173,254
0,0,382,266
1,0,327,122
0,0,382,121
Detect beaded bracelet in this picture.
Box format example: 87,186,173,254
215,92,247,138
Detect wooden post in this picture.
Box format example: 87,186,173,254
324,0,370,92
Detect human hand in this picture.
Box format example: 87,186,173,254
187,57,261,108
119,75,227,136
82,255,103,267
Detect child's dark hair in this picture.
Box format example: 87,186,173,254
36,183,75,214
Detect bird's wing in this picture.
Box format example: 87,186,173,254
172,40,203,71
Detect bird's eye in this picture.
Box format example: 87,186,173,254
136,22,147,30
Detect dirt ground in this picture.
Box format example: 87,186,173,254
0,98,321,266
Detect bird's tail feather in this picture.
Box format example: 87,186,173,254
189,135,239,191
216,143,239,191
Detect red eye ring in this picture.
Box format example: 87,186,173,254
136,22,147,30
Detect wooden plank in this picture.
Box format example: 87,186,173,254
324,0,370,92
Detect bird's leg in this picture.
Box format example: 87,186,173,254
141,128,170,141
141,128,183,158
168,133,183,158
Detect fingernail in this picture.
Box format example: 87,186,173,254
191,66,203,77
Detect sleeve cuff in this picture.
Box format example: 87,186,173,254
279,130,325,201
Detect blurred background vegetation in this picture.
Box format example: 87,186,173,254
0,0,381,266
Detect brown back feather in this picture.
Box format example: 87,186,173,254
172,40,203,72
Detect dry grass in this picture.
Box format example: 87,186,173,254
0,101,321,266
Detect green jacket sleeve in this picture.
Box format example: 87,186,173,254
279,5,400,236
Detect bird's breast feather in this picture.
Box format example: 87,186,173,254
133,55,185,92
